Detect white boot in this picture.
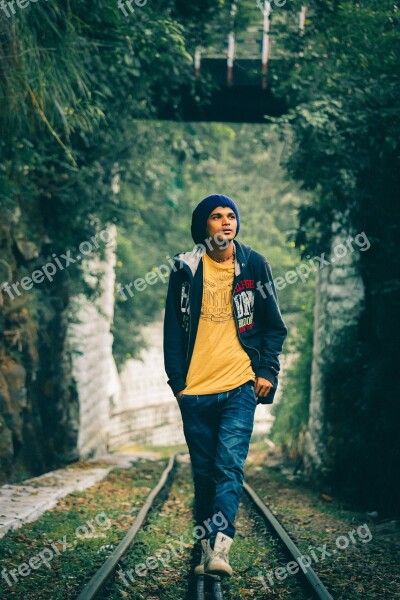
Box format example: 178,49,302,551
204,532,233,577
194,539,211,575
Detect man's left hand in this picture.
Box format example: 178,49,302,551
255,376,274,398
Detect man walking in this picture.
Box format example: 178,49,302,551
163,194,288,576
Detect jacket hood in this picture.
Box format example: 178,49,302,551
173,239,253,278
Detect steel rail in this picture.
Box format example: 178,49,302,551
243,481,334,600
76,454,176,600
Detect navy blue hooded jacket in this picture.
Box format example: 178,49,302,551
163,239,288,404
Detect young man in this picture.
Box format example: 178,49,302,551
163,194,288,576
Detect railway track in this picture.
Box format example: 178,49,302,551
75,454,334,600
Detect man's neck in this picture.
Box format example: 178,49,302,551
206,240,235,262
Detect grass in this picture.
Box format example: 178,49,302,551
104,459,310,600
0,459,166,599
113,444,189,458
245,440,400,599
2,442,397,599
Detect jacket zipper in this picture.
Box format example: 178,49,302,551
183,254,262,369
186,307,191,362
183,267,192,363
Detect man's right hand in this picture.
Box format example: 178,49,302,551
175,389,185,401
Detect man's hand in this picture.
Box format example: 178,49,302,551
175,389,185,401
254,376,274,398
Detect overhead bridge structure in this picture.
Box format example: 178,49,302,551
159,2,308,123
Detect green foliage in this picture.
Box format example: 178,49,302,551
267,0,400,508
0,0,244,474
0,0,228,254
0,0,243,329
268,0,400,259
270,289,314,456
112,121,310,366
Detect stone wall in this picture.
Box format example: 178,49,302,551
109,315,280,450
0,213,282,480
109,317,185,448
0,361,29,478
304,219,365,482
0,208,50,481
67,226,120,458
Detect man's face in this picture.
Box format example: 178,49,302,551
205,206,237,246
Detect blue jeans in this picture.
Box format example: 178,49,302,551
178,380,257,542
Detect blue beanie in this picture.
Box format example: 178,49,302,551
191,194,240,245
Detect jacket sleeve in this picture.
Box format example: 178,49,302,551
163,269,187,396
255,260,288,386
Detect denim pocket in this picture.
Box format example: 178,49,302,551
178,393,197,407
228,383,256,422
243,381,258,402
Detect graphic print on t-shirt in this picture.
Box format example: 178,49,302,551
201,269,235,324
183,252,255,395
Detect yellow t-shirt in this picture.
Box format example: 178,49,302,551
183,252,255,395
